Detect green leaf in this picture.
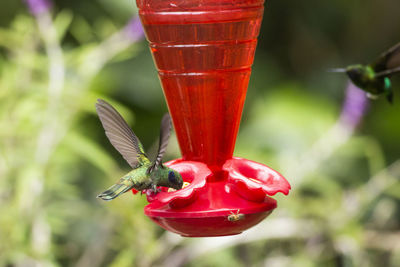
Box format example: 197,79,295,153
109,250,136,267
64,131,117,176
69,16,94,44
53,10,74,42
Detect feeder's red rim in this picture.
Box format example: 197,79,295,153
144,204,276,218
224,157,291,196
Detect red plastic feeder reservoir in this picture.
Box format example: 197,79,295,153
136,0,290,237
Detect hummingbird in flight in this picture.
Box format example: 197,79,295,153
330,42,400,103
95,99,183,201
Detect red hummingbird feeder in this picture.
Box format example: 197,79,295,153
135,0,290,237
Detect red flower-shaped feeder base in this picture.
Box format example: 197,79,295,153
136,157,290,237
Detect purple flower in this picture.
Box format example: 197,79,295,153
339,82,369,129
123,16,145,42
25,0,52,16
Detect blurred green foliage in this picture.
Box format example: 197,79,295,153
0,0,399,266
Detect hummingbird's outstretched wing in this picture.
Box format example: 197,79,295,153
376,66,400,78
147,113,172,174
371,42,400,72
95,99,148,168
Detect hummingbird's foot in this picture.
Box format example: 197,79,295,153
366,93,379,100
150,183,161,194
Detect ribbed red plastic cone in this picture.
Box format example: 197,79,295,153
136,0,290,237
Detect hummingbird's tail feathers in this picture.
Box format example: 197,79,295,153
97,183,133,201
386,91,394,104
327,68,347,73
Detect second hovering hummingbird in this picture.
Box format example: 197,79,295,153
330,42,400,103
95,99,183,201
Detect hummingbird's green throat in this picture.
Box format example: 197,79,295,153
95,99,183,201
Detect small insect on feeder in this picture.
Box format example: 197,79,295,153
136,0,290,237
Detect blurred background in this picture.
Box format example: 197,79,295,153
1,0,400,266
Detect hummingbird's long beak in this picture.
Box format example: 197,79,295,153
327,68,347,73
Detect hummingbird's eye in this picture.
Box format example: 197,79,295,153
168,171,177,183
